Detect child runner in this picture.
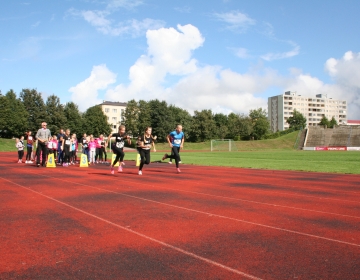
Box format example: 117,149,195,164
138,127,156,175
61,129,72,167
51,135,58,161
25,131,34,164
57,136,63,165
70,134,77,165
82,136,90,162
106,125,131,174
88,136,97,165
100,135,107,164
47,136,53,158
162,124,184,173
15,137,25,163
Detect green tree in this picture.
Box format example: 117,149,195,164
82,105,111,136
329,116,338,128
148,99,173,141
1,90,29,138
319,116,330,128
249,108,269,140
214,113,228,139
237,113,253,139
123,99,140,136
46,95,67,135
20,88,47,132
189,109,217,142
287,109,307,130
64,102,84,136
169,105,193,138
137,100,152,134
0,93,11,137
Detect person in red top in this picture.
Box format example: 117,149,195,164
25,131,34,164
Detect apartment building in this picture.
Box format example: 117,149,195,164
98,101,127,133
268,91,347,132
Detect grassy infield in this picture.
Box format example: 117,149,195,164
1,132,359,174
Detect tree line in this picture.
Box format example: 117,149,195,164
1,88,315,142
123,99,271,142
0,89,111,138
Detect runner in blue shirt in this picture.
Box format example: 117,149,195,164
162,124,184,173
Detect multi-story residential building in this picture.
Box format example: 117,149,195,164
98,101,127,133
268,91,347,132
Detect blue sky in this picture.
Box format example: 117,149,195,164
1,0,360,117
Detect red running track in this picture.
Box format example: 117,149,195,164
0,152,359,279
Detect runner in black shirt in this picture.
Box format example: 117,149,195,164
138,127,156,175
106,125,131,174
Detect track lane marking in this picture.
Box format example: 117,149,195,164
0,177,262,280
8,173,360,248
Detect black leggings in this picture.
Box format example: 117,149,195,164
112,147,124,166
18,150,24,160
26,146,32,161
101,147,107,161
139,149,150,171
167,146,181,168
63,147,71,163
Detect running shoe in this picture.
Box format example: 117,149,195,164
37,163,40,167
110,166,114,174
162,154,168,160
168,161,172,164
177,168,181,173
29,161,33,164
25,161,28,164
118,165,123,172
179,161,182,164
138,170,142,175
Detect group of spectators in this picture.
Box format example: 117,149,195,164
15,122,108,167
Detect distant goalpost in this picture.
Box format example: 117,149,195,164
210,139,238,152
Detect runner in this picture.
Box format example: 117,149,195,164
61,129,72,167
138,127,156,175
162,124,184,173
106,125,131,174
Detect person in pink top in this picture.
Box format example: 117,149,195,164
88,136,97,164
52,135,58,161
95,136,102,163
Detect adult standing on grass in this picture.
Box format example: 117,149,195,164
35,122,51,167
162,124,184,173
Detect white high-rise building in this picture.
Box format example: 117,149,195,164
99,101,127,133
268,91,347,132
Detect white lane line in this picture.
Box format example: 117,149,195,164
23,173,360,248
1,177,262,280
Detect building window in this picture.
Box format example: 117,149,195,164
105,108,109,113
113,109,117,113
113,125,116,129
112,117,117,122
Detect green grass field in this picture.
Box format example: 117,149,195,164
2,132,359,174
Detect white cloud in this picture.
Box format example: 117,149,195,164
69,64,116,111
213,11,255,32
31,21,41,28
261,41,300,61
68,1,163,38
70,23,360,120
232,47,249,59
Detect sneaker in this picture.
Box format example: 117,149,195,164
179,161,182,164
110,166,114,174
162,154,168,161
118,165,123,172
168,161,172,164
37,164,40,167
29,161,33,164
177,168,181,173
25,160,28,164
138,170,142,175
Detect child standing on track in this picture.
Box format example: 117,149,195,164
15,137,25,163
25,131,34,164
162,124,184,173
61,129,72,167
88,136,97,165
107,125,131,174
138,127,156,175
